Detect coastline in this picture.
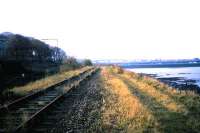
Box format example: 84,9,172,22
141,73,200,94
101,66,200,132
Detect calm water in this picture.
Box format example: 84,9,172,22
127,67,200,87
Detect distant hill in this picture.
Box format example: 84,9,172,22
121,59,200,68
93,59,200,68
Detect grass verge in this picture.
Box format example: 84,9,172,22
100,66,200,133
1,67,92,104
100,67,156,132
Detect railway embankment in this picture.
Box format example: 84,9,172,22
1,66,200,132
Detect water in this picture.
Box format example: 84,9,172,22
127,67,200,87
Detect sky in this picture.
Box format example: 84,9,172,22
0,0,200,60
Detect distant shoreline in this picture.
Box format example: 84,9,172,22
122,63,200,68
130,71,200,94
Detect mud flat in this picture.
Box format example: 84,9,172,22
142,73,200,94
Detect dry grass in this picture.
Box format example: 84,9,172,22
121,73,185,112
4,66,199,132
10,66,92,96
105,66,200,133
100,67,156,132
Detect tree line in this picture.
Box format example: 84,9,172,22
0,32,92,90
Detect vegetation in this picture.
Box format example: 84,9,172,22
0,32,76,63
0,33,86,92
2,67,92,104
0,32,94,105
99,66,200,132
0,33,68,93
1,63,200,132
1,32,199,132
83,59,93,66
100,67,153,132
61,56,81,70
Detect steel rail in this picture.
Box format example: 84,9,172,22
0,68,97,133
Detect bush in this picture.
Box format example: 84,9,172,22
62,56,81,70
83,59,93,66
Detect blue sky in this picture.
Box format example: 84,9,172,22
0,0,200,60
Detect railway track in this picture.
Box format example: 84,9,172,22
29,69,100,133
0,67,98,133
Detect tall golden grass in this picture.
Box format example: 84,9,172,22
100,67,156,132
10,66,92,96
103,66,200,132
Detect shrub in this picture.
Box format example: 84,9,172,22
83,59,93,66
